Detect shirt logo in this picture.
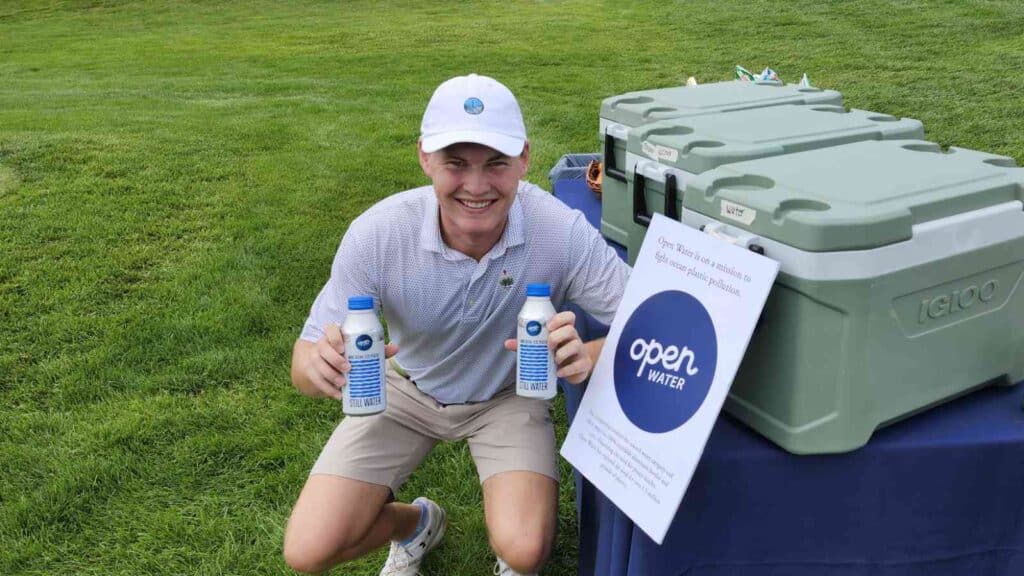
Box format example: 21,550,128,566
464,97,484,115
499,269,514,288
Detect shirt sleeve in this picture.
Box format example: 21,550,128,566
299,216,379,343
564,210,631,325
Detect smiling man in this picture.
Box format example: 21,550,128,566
284,74,629,576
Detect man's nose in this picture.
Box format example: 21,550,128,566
462,168,489,195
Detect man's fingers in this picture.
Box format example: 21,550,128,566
555,339,583,365
324,323,345,352
546,310,576,331
503,338,518,351
310,371,343,400
557,357,592,383
318,341,349,373
314,357,346,388
384,343,400,359
547,324,579,350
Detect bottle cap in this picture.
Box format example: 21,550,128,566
526,283,551,297
347,295,374,310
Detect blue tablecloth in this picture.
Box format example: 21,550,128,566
554,177,1024,576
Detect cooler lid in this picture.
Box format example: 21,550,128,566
600,81,843,128
627,104,924,173
683,140,1024,252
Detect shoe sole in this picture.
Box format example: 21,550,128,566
426,506,448,554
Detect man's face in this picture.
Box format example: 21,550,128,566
418,141,529,257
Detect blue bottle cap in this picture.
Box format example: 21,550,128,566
347,295,374,310
526,283,551,297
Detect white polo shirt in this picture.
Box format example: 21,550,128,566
301,181,630,404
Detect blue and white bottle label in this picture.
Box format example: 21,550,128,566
345,333,384,411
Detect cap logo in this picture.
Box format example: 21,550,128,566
463,97,484,115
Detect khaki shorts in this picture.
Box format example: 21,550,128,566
310,366,558,492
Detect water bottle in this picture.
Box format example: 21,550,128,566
517,283,557,399
342,295,386,416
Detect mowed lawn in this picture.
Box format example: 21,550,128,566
1,1,1023,574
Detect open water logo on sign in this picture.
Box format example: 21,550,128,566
614,290,717,433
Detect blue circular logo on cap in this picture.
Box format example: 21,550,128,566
526,321,542,336
464,97,484,115
613,290,717,433
356,335,373,351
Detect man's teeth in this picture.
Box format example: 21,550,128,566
460,200,493,209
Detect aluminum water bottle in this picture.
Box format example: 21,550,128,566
342,295,386,416
517,283,557,399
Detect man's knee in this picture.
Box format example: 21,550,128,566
491,531,552,574
282,542,327,574
284,498,382,571
283,519,373,573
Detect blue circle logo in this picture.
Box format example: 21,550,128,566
356,334,373,351
464,97,484,115
613,290,717,433
526,320,542,336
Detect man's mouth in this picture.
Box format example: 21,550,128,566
456,199,496,210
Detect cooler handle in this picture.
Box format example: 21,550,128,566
603,132,626,182
632,172,679,228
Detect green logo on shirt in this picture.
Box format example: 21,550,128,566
499,269,514,288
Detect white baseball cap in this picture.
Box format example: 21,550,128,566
420,74,527,157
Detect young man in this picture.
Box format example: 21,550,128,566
284,74,628,575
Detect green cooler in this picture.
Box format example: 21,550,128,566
677,139,1024,454
600,81,843,246
623,104,924,264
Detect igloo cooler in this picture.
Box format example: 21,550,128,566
678,139,1024,454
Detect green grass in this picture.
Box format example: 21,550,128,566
2,1,1023,574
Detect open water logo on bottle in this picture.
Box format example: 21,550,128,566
356,334,373,351
526,320,542,336
613,290,717,433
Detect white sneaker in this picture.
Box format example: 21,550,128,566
379,497,447,576
493,557,537,576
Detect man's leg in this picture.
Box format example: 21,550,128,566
463,389,559,574
482,470,558,575
284,367,440,573
284,475,421,573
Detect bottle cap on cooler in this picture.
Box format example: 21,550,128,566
347,295,374,310
526,283,551,297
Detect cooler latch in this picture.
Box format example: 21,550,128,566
699,222,766,255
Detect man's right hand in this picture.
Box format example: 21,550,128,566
291,324,351,400
290,324,400,400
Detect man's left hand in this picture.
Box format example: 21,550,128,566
504,311,593,385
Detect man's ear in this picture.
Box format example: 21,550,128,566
518,140,531,175
418,140,433,177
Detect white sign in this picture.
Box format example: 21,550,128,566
561,213,779,544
